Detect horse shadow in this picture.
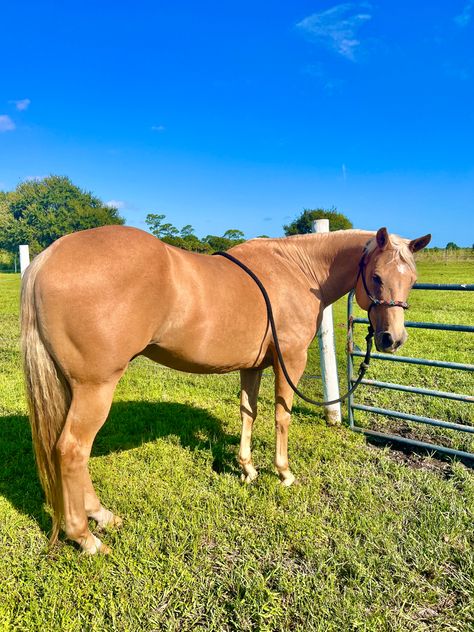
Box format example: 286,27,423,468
0,401,240,533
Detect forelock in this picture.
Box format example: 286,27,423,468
365,234,416,271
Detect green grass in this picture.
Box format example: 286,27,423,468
0,261,473,631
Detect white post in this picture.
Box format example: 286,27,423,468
19,244,30,278
312,219,341,424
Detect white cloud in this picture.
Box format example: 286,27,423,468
10,98,31,111
0,115,15,132
106,200,126,209
296,3,372,61
454,0,474,27
151,124,166,132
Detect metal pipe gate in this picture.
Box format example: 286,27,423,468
347,283,474,460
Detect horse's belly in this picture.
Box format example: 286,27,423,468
141,337,271,374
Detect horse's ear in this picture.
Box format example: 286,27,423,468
376,227,390,250
409,234,431,252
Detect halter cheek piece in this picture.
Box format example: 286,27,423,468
357,254,409,331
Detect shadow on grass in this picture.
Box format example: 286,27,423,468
0,400,239,533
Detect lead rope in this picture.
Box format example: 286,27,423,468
213,251,374,407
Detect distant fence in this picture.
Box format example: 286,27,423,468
415,249,474,262
347,284,474,460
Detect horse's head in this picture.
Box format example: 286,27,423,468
355,227,431,353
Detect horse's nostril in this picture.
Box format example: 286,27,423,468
381,332,393,349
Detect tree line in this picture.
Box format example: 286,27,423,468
0,175,357,267
6,174,467,263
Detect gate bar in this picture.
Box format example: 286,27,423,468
351,349,473,372
352,404,474,434
351,317,473,334
413,283,474,290
353,378,473,403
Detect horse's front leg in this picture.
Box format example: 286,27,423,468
239,368,263,483
273,351,307,487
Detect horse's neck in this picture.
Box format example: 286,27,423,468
276,231,373,306
318,232,373,305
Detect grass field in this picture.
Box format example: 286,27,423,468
0,258,473,631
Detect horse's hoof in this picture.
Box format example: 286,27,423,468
98,542,112,555
92,507,123,531
97,514,123,531
241,470,258,484
81,534,111,555
110,515,123,529
280,473,296,487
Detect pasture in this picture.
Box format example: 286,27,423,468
0,258,473,631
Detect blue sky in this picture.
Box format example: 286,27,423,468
1,1,473,246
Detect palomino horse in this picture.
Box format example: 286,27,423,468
21,225,430,553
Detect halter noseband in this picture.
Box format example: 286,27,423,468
357,253,410,322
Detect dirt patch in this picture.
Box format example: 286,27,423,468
365,440,454,477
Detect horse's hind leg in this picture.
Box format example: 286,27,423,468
239,368,262,483
56,380,118,554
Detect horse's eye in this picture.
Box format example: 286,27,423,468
372,274,382,285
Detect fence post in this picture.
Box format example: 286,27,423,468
312,219,341,424
19,245,30,278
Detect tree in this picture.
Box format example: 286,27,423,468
223,229,245,241
446,242,460,250
160,223,179,238
178,235,211,253
145,213,180,239
283,207,353,236
203,231,246,252
180,224,195,238
0,176,124,255
145,213,166,237
145,214,212,253
145,214,246,253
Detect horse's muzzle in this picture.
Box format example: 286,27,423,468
375,330,407,353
